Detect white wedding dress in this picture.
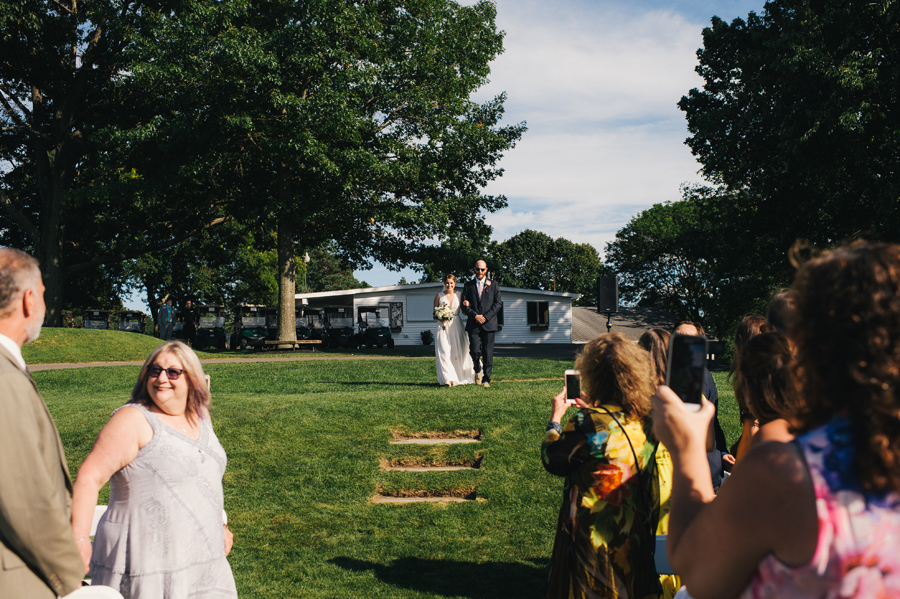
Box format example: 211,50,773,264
435,291,475,386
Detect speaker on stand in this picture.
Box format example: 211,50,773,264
597,276,618,333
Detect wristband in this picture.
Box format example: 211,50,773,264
546,421,562,434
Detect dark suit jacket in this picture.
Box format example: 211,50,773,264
703,369,728,491
461,278,503,332
0,345,83,598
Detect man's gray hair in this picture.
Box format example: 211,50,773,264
0,248,41,318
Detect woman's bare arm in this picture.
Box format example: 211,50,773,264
652,386,818,599
71,406,152,572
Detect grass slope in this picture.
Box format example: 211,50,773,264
23,328,435,364
43,356,741,598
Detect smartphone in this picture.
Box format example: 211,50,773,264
564,369,581,404
665,334,708,411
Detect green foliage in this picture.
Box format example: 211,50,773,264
667,0,900,337
305,242,370,292
492,230,607,305
605,186,777,338
0,0,232,324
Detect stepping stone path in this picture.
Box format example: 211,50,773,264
374,432,482,504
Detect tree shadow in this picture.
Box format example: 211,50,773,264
330,556,549,599
335,381,439,388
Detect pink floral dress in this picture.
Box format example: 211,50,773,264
740,417,900,598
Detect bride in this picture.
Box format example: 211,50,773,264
434,274,475,386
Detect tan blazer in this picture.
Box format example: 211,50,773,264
0,346,83,598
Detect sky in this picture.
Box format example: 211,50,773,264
355,0,768,288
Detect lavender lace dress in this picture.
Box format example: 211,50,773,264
89,404,237,598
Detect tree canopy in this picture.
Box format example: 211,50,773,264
614,0,900,338
491,230,606,306
1,0,523,333
679,0,900,248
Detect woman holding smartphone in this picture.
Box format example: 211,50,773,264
653,243,900,598
542,332,666,599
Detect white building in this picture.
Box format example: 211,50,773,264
296,282,580,346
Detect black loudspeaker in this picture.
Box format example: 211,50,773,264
597,276,618,313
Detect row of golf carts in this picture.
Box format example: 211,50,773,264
232,305,395,350
83,304,395,350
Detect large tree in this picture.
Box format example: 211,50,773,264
0,0,230,325
679,0,900,249
492,229,606,306
130,0,524,342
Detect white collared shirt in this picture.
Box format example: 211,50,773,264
0,332,26,371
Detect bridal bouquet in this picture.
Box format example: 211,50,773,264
434,304,454,330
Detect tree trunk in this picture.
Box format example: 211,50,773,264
145,278,160,337
277,218,297,342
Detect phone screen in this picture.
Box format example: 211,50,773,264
665,334,707,409
565,371,581,400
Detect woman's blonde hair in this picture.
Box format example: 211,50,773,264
576,332,654,421
130,341,210,422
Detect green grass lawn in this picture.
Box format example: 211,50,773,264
42,354,742,598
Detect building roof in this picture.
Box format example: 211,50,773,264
295,282,580,300
572,305,679,343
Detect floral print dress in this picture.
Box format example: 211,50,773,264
740,416,900,599
542,405,664,599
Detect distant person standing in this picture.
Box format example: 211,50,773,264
182,299,197,347
0,248,84,598
461,259,502,388
159,297,176,340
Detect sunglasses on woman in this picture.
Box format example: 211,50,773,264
148,365,184,380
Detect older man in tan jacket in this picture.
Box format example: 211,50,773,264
0,248,83,598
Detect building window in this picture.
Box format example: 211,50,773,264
527,301,549,327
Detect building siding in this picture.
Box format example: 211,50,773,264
297,283,577,346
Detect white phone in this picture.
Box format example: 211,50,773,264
564,369,581,404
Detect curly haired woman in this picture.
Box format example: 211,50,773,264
653,242,900,598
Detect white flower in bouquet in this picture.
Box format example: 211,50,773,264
434,304,454,329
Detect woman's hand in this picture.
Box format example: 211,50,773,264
224,525,233,556
551,387,586,422
652,385,715,458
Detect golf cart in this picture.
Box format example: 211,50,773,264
118,310,146,334
231,305,267,350
264,306,279,342
195,304,227,350
83,309,110,330
356,306,395,348
295,306,312,340
323,306,357,349
305,307,325,341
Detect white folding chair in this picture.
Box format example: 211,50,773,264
63,585,124,598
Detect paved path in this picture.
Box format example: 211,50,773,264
28,344,583,372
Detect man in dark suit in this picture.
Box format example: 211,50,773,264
462,259,503,387
0,248,84,598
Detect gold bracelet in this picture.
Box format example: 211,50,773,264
75,536,91,542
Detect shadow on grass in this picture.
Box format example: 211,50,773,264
330,556,549,598
335,381,440,388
